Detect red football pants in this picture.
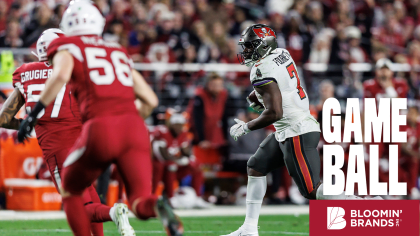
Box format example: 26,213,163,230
45,148,110,236
61,114,157,221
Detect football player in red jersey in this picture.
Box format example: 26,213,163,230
0,28,135,236
17,1,183,236
152,112,211,208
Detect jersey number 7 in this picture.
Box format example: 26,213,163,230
286,62,306,100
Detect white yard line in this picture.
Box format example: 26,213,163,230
0,205,309,221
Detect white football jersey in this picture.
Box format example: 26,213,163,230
250,48,320,142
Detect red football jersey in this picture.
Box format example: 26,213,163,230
47,35,137,122
152,125,192,158
12,62,82,151
363,77,408,99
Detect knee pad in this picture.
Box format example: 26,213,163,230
247,155,269,176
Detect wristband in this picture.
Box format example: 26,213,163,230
244,123,251,133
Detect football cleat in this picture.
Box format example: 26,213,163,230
156,196,184,236
112,203,136,236
220,225,259,236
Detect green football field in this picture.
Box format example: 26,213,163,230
0,215,309,236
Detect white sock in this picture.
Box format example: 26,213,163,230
109,205,116,222
316,183,361,200
243,176,267,231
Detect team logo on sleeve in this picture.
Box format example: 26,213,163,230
256,68,262,77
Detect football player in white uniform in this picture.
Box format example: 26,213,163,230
224,24,380,236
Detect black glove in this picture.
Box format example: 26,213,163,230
18,102,45,143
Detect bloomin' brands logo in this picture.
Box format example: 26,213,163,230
327,207,346,230
310,200,419,236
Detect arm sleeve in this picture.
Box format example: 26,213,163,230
192,96,205,142
250,53,286,88
47,37,84,62
47,37,64,61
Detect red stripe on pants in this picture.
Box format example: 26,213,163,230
292,136,314,193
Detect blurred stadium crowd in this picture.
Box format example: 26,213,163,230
1,0,420,206
2,0,420,103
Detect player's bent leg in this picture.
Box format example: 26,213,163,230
83,185,112,222
82,186,106,236
83,175,135,236
61,146,110,236
61,188,91,236
83,185,137,236
281,132,382,200
281,132,321,200
117,147,157,220
117,147,183,236
45,151,106,236
222,134,283,236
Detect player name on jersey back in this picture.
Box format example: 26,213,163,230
20,69,53,83
272,51,291,66
80,36,121,48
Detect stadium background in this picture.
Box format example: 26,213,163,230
0,0,419,232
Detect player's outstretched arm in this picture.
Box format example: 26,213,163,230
132,69,158,118
0,87,25,130
40,51,74,106
247,82,283,131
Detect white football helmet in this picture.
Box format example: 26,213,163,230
60,0,105,36
32,28,65,61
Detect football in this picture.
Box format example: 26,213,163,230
247,90,263,107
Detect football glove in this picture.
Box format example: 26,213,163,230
230,118,251,141
18,102,45,143
246,96,265,112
